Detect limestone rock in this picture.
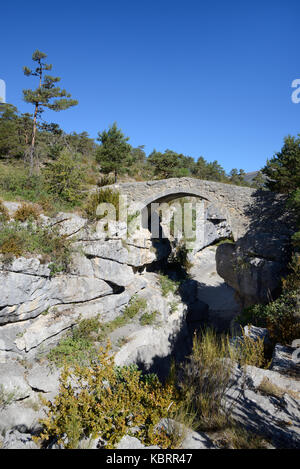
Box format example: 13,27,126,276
216,239,286,307
244,325,270,344
271,344,300,375
91,257,134,287
0,361,31,400
2,430,39,449
26,363,60,396
116,435,159,450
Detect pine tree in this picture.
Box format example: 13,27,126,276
96,123,132,182
262,135,300,194
147,149,190,179
23,50,78,173
263,135,300,248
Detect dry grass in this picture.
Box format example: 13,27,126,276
257,377,300,400
0,199,9,222
212,423,269,449
235,327,269,369
179,329,236,432
14,203,40,221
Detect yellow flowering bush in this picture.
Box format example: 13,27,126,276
37,343,177,449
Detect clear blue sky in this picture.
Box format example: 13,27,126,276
1,0,300,172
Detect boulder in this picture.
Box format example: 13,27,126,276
216,237,286,307
271,344,300,375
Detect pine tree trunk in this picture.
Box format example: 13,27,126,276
114,169,117,183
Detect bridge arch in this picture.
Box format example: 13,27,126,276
109,177,255,241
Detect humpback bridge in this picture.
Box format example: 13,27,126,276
109,177,256,240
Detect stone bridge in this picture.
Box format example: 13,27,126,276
109,177,255,241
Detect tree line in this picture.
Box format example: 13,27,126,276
0,49,262,188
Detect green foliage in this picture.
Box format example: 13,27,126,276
263,134,300,194
0,163,46,200
23,50,78,171
251,171,266,189
123,296,147,318
228,168,248,186
0,385,20,410
192,157,228,182
238,291,300,346
178,329,235,431
23,49,77,113
235,328,268,368
169,301,179,314
0,220,72,270
147,149,191,179
140,311,157,326
97,174,115,187
48,298,148,368
169,242,192,271
83,188,120,221
0,104,32,159
96,123,132,182
43,149,85,204
263,134,300,247
158,274,180,297
47,316,103,367
38,343,177,449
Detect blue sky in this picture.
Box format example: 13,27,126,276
1,0,300,172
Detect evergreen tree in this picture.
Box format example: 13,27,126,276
96,123,132,182
192,156,208,179
205,160,227,182
0,104,31,158
262,135,300,249
147,149,190,179
251,171,265,189
262,135,300,194
23,50,78,172
229,168,246,185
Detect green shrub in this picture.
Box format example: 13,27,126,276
43,149,86,205
140,311,157,326
97,175,115,187
158,274,180,297
123,296,147,319
238,291,300,345
83,188,120,221
38,343,177,449
0,221,72,271
48,299,149,368
47,316,103,368
178,329,235,432
0,163,47,202
169,242,192,271
235,328,268,368
98,296,147,338
0,385,20,410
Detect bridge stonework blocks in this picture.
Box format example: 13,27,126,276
109,177,256,241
